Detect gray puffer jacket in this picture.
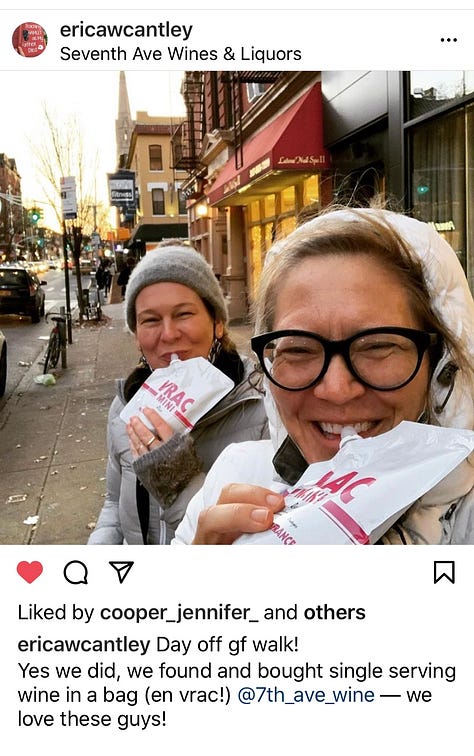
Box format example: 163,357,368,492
88,355,269,544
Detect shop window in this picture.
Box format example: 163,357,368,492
249,225,263,295
178,190,187,215
249,201,260,222
152,188,165,215
303,175,320,207
247,82,266,102
263,222,274,253
149,145,163,171
409,71,474,121
280,216,297,238
263,194,275,218
281,186,295,214
410,107,466,270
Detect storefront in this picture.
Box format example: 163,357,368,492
405,71,474,292
205,83,331,308
125,219,188,258
318,70,474,294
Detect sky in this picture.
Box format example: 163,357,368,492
1,69,186,229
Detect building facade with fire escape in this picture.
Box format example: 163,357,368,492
172,71,331,322
173,69,474,322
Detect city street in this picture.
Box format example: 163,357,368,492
0,266,96,405
0,292,137,546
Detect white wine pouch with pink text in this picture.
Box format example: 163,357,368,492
235,421,474,545
120,356,234,434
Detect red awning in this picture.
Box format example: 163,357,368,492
206,83,330,205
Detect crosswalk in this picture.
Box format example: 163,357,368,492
45,285,74,314
46,281,104,314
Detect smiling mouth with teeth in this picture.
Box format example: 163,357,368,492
318,421,377,438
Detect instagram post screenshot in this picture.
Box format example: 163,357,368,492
1,5,474,754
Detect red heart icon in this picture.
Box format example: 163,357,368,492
17,561,43,583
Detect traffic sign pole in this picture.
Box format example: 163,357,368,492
60,176,77,339
62,221,73,344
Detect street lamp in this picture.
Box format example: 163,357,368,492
196,202,208,218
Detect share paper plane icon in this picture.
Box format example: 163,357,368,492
109,561,134,584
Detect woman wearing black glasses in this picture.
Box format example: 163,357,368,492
173,207,474,545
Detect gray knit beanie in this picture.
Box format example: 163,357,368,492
125,245,228,332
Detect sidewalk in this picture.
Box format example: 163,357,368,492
0,301,253,545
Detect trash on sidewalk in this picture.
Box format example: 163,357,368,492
34,373,56,386
7,494,28,504
23,515,39,526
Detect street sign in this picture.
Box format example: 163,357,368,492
60,176,77,220
108,170,136,207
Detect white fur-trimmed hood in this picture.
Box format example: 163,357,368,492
260,209,474,445
257,209,474,543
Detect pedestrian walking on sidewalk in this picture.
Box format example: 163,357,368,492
101,260,112,297
107,259,117,291
117,256,136,299
88,244,269,545
95,260,108,304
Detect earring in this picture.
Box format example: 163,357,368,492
138,349,151,369
208,337,223,364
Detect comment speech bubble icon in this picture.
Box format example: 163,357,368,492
63,560,88,585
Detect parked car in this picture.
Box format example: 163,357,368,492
0,265,47,323
0,328,6,397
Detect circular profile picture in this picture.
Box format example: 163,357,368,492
12,22,48,58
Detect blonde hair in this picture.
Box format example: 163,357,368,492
252,206,466,376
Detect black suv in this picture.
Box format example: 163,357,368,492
0,265,47,323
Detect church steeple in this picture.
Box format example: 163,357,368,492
115,71,135,168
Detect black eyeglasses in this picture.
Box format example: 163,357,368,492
251,327,440,392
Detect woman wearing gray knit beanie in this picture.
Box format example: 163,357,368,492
88,244,269,545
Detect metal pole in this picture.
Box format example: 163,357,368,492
62,221,73,344
59,305,67,368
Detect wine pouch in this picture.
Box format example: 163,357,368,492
120,355,234,434
235,421,474,545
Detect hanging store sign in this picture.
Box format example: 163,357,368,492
108,171,136,207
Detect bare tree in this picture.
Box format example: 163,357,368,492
30,105,99,230
29,104,108,320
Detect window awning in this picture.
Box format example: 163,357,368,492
125,220,188,248
206,83,330,206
